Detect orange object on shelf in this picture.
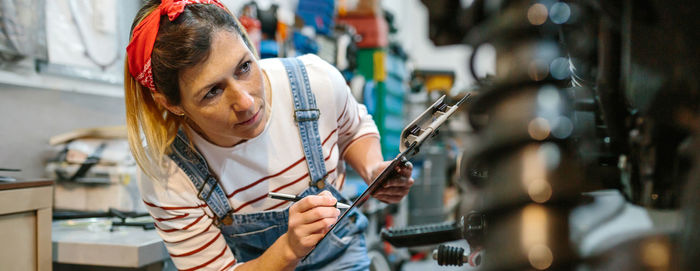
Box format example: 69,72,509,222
276,22,288,41
338,0,382,16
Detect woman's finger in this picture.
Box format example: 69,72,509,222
383,177,414,188
292,193,337,213
295,216,337,237
297,206,340,225
374,195,405,204
394,161,413,176
374,187,411,197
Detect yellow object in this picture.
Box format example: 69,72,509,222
122,174,131,186
338,0,347,16
373,50,386,81
412,69,456,93
424,75,454,92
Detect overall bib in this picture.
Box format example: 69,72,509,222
168,58,370,270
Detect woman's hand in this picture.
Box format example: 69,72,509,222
341,135,414,203
370,161,415,203
285,190,340,259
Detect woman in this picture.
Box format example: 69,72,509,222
124,1,414,270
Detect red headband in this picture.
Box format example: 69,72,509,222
126,0,226,92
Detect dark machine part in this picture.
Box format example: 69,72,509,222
415,0,700,270
463,211,485,248
419,0,487,46
455,0,586,269
253,2,278,39
578,0,700,208
432,244,483,267
53,208,154,231
596,0,700,209
380,218,463,247
679,135,700,269
428,214,486,268
380,211,485,249
433,245,467,266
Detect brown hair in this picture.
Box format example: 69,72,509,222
125,0,256,179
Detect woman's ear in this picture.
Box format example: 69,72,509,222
152,92,185,116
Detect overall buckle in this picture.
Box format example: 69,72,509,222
214,211,234,226
294,109,320,122
309,172,330,189
220,212,234,226
196,175,215,202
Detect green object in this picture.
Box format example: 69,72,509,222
356,48,383,80
356,49,409,159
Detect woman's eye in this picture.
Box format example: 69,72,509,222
237,61,251,75
203,87,223,100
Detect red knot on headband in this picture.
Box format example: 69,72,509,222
126,0,226,92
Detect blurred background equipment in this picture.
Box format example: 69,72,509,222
0,0,47,61
45,126,146,213
379,0,699,270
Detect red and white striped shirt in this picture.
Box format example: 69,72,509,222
139,54,379,270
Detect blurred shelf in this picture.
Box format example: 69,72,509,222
0,60,123,97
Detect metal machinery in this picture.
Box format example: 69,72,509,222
386,0,700,270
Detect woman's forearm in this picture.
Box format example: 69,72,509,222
343,136,384,184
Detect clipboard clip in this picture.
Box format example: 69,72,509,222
400,93,471,158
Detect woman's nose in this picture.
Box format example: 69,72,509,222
228,88,255,112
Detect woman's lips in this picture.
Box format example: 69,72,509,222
236,108,261,127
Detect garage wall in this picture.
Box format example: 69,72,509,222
0,86,125,180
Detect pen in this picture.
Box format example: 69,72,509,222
268,192,351,209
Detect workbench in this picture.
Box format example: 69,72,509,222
52,216,169,270
0,179,53,271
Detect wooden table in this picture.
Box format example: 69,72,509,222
0,179,54,271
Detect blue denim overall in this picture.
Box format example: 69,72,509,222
168,57,370,270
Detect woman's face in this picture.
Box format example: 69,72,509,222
175,29,269,147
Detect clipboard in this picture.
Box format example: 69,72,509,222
303,93,471,261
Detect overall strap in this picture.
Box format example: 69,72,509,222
169,129,234,225
281,57,328,187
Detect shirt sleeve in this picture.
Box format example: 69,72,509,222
139,160,239,270
306,55,380,157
